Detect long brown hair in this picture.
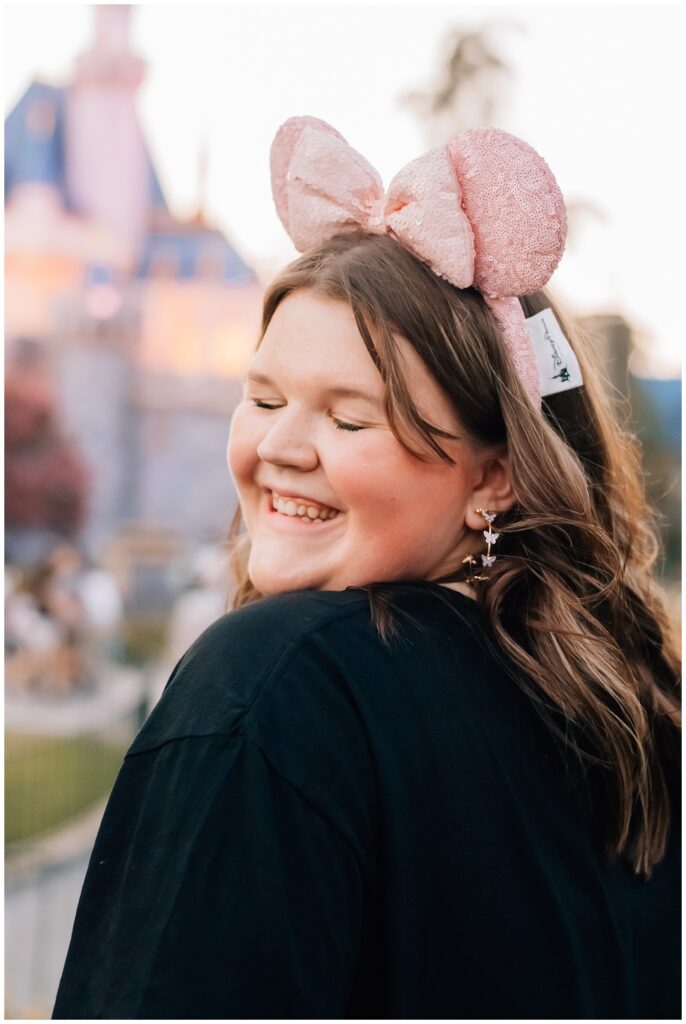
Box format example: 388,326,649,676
229,231,680,878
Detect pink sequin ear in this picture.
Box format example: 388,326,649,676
448,129,567,299
270,116,345,235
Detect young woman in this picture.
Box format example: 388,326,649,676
53,121,680,1020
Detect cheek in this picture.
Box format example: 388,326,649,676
227,406,261,489
325,436,393,511
333,435,471,536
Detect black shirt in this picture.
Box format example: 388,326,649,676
53,583,681,1019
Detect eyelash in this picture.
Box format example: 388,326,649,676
250,399,365,432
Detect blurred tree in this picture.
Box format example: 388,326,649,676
5,372,89,535
401,26,515,141
401,23,604,242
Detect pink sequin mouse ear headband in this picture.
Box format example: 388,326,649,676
270,115,569,408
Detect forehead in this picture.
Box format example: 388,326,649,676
254,290,378,382
253,290,459,427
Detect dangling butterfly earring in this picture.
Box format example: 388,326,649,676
462,509,499,584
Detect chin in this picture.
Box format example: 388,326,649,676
248,556,322,595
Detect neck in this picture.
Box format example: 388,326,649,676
436,580,477,601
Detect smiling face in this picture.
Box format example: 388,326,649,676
228,289,501,594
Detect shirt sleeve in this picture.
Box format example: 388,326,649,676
52,732,367,1019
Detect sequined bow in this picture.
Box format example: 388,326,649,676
270,116,568,408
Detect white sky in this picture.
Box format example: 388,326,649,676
3,1,683,375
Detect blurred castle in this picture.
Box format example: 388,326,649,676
5,5,261,572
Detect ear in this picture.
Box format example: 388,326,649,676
464,446,515,533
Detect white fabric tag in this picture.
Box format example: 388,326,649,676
525,308,584,397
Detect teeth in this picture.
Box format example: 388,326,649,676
271,493,339,521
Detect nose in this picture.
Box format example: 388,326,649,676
256,408,319,471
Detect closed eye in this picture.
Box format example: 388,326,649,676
251,399,281,410
252,400,365,432
332,417,365,432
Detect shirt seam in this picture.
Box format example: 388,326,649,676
128,588,477,762
241,599,378,727
238,596,371,725
126,730,370,883
129,595,372,757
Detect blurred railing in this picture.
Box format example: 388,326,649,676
5,675,150,1019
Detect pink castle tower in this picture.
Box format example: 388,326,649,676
64,5,150,257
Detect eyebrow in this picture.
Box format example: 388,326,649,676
245,370,384,408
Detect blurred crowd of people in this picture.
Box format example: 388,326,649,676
5,538,231,700
5,543,123,697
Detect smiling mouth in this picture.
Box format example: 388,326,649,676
267,490,341,524
266,491,346,532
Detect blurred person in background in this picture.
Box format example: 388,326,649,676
140,544,231,709
54,121,680,1019
5,553,85,696
5,564,64,694
5,543,122,696
166,544,230,667
40,543,88,693
78,556,124,680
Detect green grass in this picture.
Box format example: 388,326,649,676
5,733,128,848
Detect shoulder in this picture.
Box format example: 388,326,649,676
129,584,490,759
128,588,373,756
124,584,497,859
126,589,386,858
